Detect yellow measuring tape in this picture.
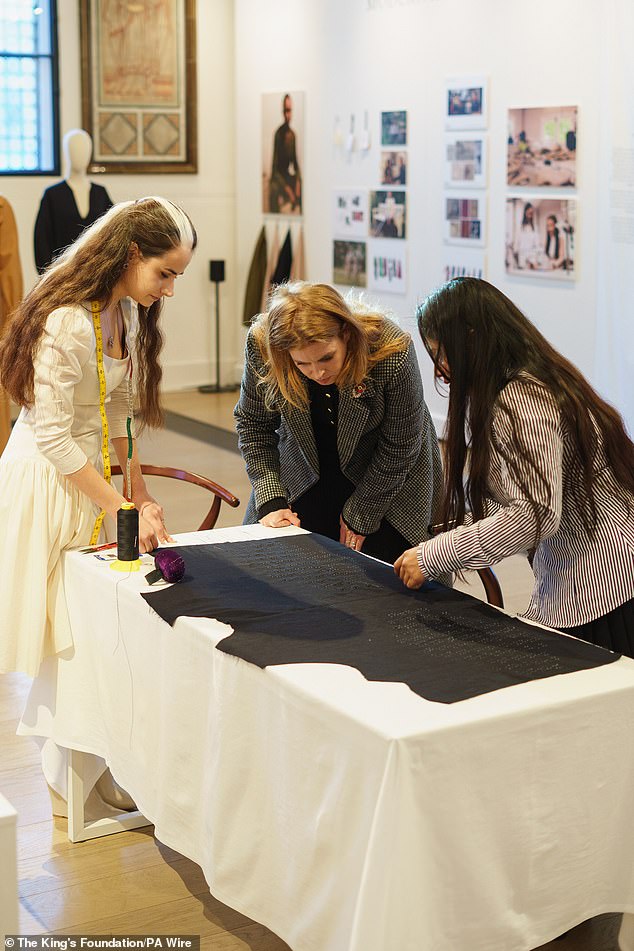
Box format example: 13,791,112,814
89,301,112,545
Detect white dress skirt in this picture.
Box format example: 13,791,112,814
0,303,133,677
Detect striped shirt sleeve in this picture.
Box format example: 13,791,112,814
417,379,564,578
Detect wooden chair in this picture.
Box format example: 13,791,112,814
431,524,504,609
110,464,240,531
476,566,504,609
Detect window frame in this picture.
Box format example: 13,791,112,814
0,0,61,177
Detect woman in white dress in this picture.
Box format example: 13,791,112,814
0,196,196,679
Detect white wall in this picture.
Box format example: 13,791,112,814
2,0,238,392
234,0,604,432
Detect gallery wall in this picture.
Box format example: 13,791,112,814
234,0,606,431
3,0,630,433
1,0,238,392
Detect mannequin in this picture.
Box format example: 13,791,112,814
0,196,23,454
33,129,113,273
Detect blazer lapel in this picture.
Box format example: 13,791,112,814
337,378,375,470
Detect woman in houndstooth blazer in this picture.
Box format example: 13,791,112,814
235,282,442,563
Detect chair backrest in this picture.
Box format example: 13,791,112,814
430,522,504,609
110,464,240,531
476,566,504,609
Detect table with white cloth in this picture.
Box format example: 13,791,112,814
18,525,634,951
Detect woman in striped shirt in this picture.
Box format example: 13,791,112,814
395,277,634,656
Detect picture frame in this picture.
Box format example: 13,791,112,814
442,248,487,283
381,110,407,147
367,239,407,295
333,190,368,238
445,76,488,131
369,190,407,239
444,132,487,189
80,0,197,174
333,240,367,288
505,195,576,280
262,91,305,215
507,106,578,188
443,191,486,246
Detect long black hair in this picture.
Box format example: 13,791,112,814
417,277,634,536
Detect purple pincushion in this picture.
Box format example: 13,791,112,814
145,549,186,585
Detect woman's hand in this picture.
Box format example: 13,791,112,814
394,547,427,589
138,500,174,553
339,516,366,552
259,508,301,529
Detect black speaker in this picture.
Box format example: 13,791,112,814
209,260,225,283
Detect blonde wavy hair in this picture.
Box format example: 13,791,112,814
251,282,409,409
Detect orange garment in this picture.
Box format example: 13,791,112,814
0,197,24,454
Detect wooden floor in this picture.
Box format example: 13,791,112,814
0,390,623,948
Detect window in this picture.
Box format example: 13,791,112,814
0,0,59,174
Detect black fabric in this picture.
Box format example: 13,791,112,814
270,229,293,285
242,226,267,326
142,535,619,704
560,597,634,659
34,181,113,273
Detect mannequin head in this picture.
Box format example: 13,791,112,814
63,129,93,177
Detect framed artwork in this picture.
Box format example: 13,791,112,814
443,191,486,246
80,0,197,173
505,196,576,280
333,240,367,288
262,91,305,215
367,239,407,294
442,248,486,283
507,106,578,187
369,190,407,239
381,110,407,147
445,77,488,130
333,190,368,238
444,132,487,189
380,150,407,186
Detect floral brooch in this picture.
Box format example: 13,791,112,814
352,382,367,399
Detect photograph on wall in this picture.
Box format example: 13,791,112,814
505,196,576,279
445,77,488,130
369,190,407,239
333,240,367,288
262,91,305,215
380,150,407,186
333,190,368,238
444,132,487,188
80,0,197,172
442,248,486,283
443,191,486,246
507,106,577,187
381,110,407,147
367,239,407,294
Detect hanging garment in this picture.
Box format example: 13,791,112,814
242,226,268,327
270,229,293,286
34,180,113,273
260,223,280,313
289,224,305,281
0,196,24,454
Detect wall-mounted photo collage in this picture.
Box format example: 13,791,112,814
443,78,488,277
332,109,409,295
506,105,578,281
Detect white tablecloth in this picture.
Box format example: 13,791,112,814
18,525,634,951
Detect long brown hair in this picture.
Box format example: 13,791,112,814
251,282,408,409
417,277,634,536
0,196,197,428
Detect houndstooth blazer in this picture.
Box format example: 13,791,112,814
234,319,443,546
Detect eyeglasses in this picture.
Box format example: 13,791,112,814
422,338,451,385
